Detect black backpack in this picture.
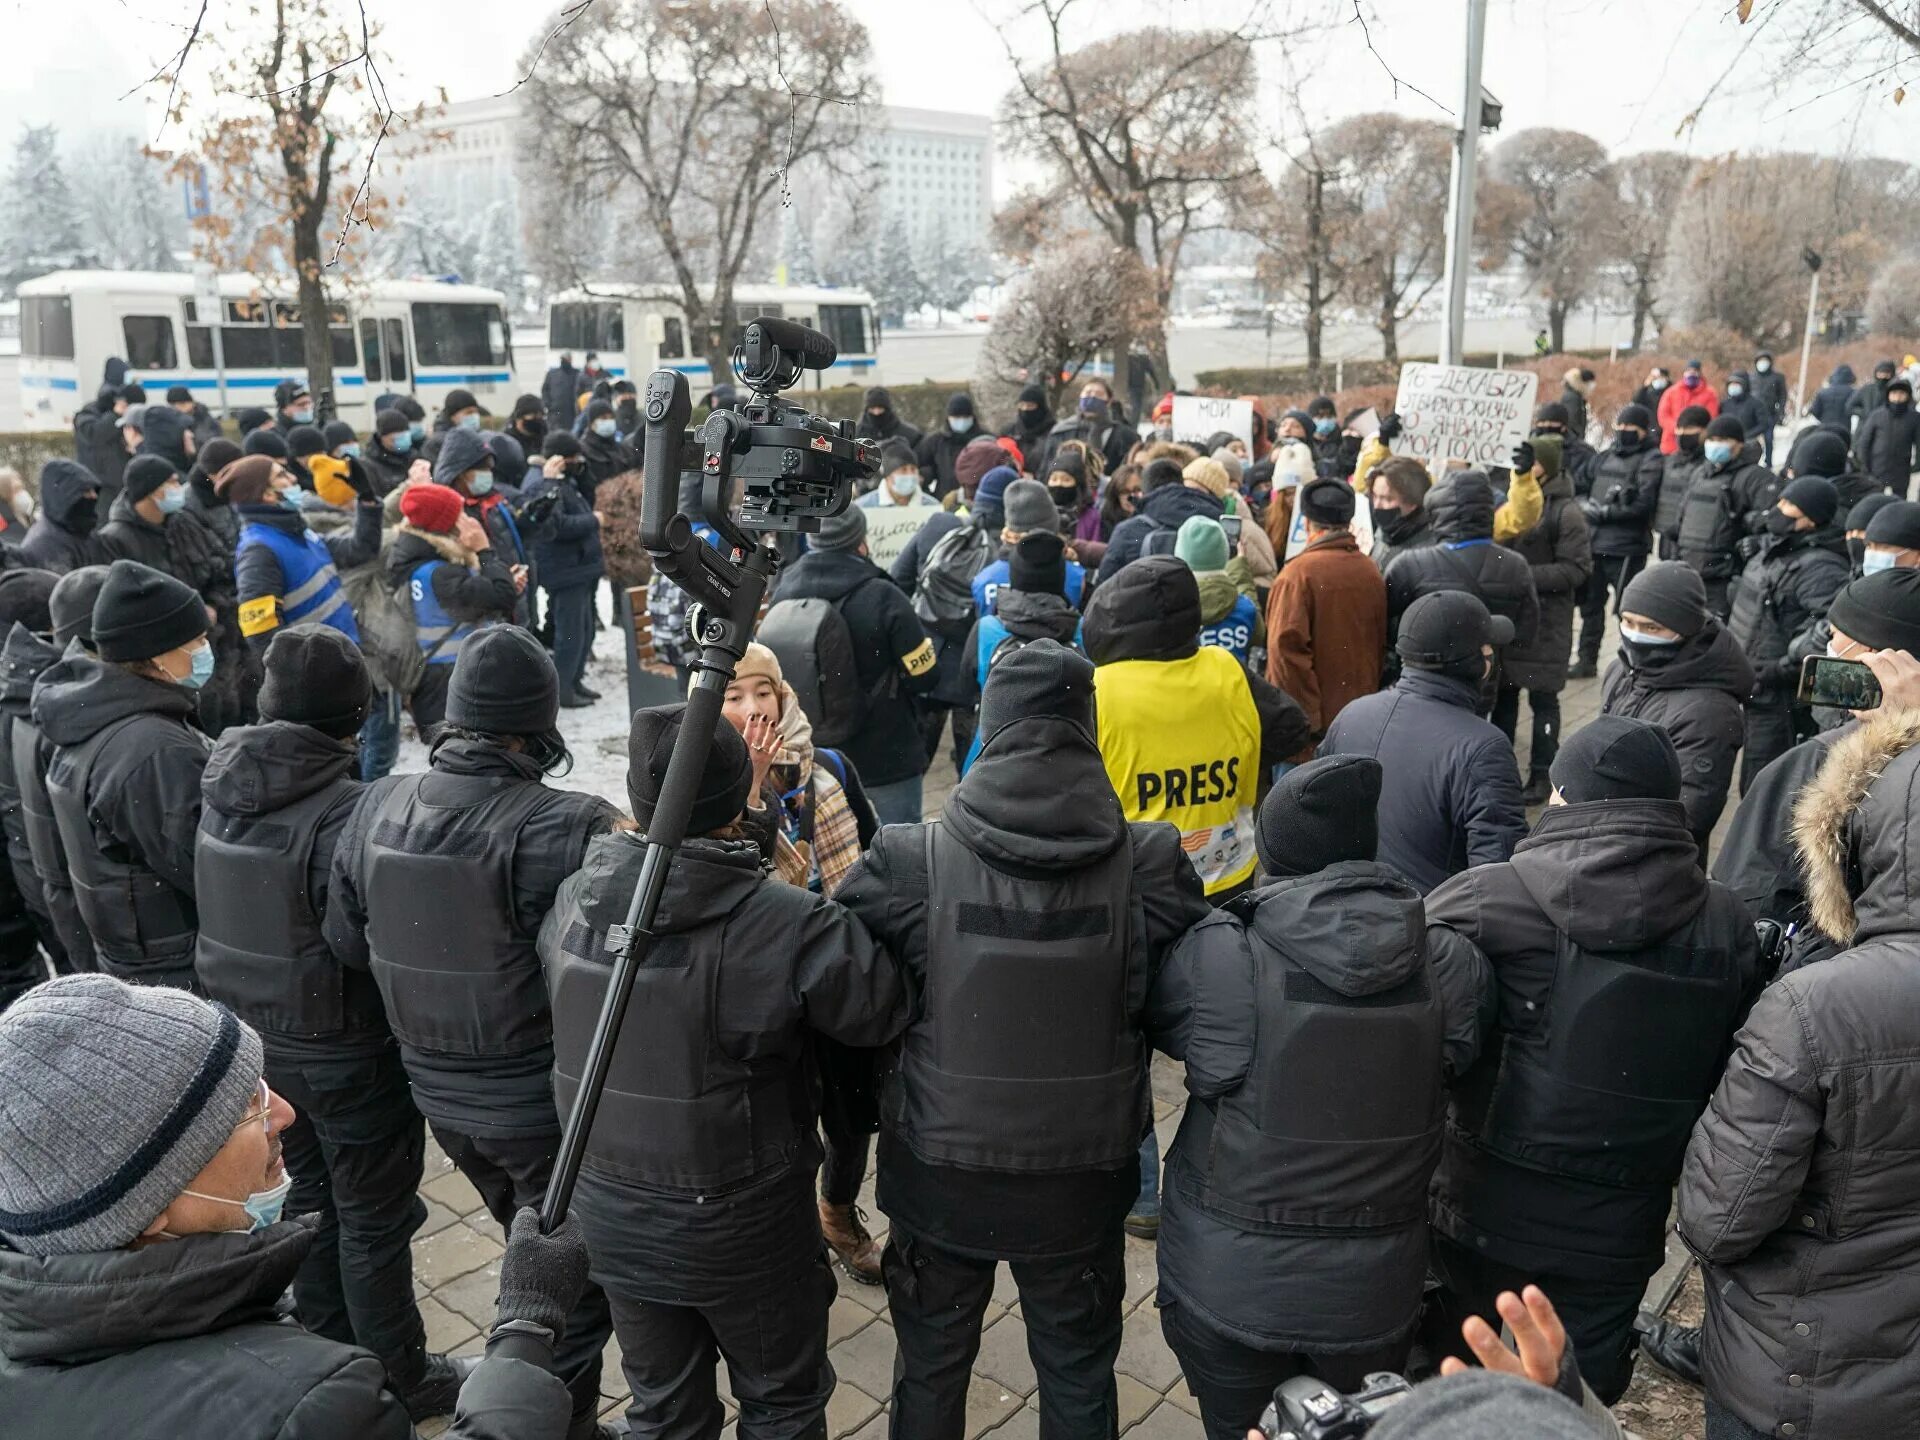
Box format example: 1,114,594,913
912,523,994,629
760,592,871,748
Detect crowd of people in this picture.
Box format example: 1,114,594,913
1,346,1919,1440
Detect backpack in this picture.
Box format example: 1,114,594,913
1140,518,1177,557
338,560,427,698
912,523,994,629
760,593,873,748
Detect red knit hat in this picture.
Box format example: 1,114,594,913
400,482,464,534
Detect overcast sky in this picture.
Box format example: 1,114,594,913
1,0,1909,187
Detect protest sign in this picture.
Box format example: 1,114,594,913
1392,363,1539,470
1282,489,1374,561
1172,395,1255,451
861,499,940,570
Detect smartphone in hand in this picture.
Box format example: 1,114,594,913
1798,654,1883,711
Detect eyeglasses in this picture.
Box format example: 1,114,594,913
232,1079,272,1140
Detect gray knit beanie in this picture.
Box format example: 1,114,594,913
0,975,264,1255
1369,1370,1595,1439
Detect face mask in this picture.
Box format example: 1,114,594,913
1048,484,1078,510
469,473,495,496
1677,432,1703,456
1682,373,1701,389
1314,417,1337,436
1727,384,1745,398
409,422,426,443
156,484,187,515
11,490,33,521
1864,547,1898,575
1650,378,1669,390
337,443,361,459
1619,624,1682,648
887,470,919,500
947,416,973,434
277,486,304,511
1704,440,1735,465
1765,509,1799,535
289,407,314,425
390,430,413,453
173,643,216,691
1017,406,1039,421
181,1169,292,1233
1078,396,1107,418
592,419,617,437
1756,359,1772,372
520,418,548,443
1893,399,1913,412
69,496,99,533
1613,429,1643,448
458,412,482,432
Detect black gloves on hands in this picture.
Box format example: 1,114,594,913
1511,441,1534,475
345,456,378,503
494,1206,591,1343
1379,411,1403,443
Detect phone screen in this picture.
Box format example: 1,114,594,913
1218,513,1243,550
1798,655,1883,711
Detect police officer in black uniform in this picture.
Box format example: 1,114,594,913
541,703,910,1438
325,625,620,1440
195,624,468,1420
1153,756,1493,1440
0,568,63,995
837,640,1212,1440
1421,716,1764,1402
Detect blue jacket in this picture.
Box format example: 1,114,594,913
1198,594,1259,666
525,474,603,591
970,556,1085,617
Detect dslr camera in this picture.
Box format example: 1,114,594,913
1259,1373,1415,1439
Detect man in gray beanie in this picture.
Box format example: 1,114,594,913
0,973,595,1440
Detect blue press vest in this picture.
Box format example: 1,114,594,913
410,561,478,663
237,522,359,641
971,559,1085,618
961,615,1086,775
1197,594,1259,666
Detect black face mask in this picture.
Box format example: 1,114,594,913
1375,504,1418,544
1892,399,1913,413
1765,510,1800,536
67,496,99,534
1677,432,1703,456
1613,429,1645,450
1622,637,1681,670
1048,484,1079,512
518,417,548,443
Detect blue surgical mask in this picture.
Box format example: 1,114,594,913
1727,383,1745,398
289,407,314,425
390,429,413,453
1314,417,1336,436
592,418,617,437
181,1169,292,1232
1704,440,1736,465
277,485,304,511
458,412,482,432
156,484,187,515
338,443,361,459
1863,548,1898,575
468,473,494,496
174,643,215,691
1619,624,1682,648
409,422,426,443
947,415,973,434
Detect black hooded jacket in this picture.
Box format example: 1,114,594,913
1383,474,1540,647
0,625,60,935
1000,390,1055,459
1852,402,1920,493
72,385,127,493
0,1217,573,1440
19,461,104,574
853,399,923,449
958,588,1082,708
1809,366,1856,429
1098,483,1224,584
136,405,194,475
837,694,1211,1260
1581,435,1663,557
1712,722,1858,932
1600,621,1754,845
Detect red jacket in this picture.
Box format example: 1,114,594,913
1657,381,1720,454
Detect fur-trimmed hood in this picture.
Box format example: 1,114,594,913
395,522,479,569
1793,708,1920,944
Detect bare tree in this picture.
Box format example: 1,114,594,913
1486,128,1613,353
1320,113,1451,365
1868,253,1920,335
975,232,1165,417
1231,139,1360,389
996,1,1274,394
1608,151,1694,350
519,0,872,378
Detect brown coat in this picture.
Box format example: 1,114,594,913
1265,530,1387,750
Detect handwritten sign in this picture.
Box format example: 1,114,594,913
859,496,940,569
1283,488,1374,561
1172,395,1254,451
1392,363,1538,471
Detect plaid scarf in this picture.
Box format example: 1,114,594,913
771,759,864,897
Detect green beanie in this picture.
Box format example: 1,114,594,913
1174,515,1230,573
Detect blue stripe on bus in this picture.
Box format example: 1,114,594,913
134,375,368,391
413,371,515,384
20,375,79,391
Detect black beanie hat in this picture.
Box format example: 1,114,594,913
1848,492,1902,534
194,437,241,480
1864,501,1920,551
1827,570,1920,654
258,623,372,738
1300,477,1356,525
235,406,271,435
1620,564,1708,639
1790,426,1851,479
1397,591,1514,667
49,566,109,647
1615,403,1654,431
1009,530,1067,597
975,637,1097,751
1532,401,1570,428
1255,754,1381,877
443,388,479,416
1550,716,1681,804
1782,475,1840,528
543,430,583,460
91,560,208,662
375,408,409,437
0,569,58,634
947,393,975,418
1705,415,1746,443
165,385,193,405
121,454,179,504
625,702,753,836
243,428,290,460
1675,404,1713,429
878,439,916,475
446,626,558,736
286,425,326,460
322,420,357,451
1017,383,1047,407
863,386,892,410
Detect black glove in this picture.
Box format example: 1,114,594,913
516,486,563,528
1378,411,1403,443
494,1206,590,1342
1736,534,1764,562
344,455,377,503
1511,440,1534,475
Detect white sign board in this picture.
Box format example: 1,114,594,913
1392,363,1539,471
1283,489,1374,562
1171,395,1254,451
860,499,939,570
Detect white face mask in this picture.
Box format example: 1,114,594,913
11,490,33,520
1620,624,1682,648
887,470,919,500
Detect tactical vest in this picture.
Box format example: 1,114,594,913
1197,594,1259,666
1094,646,1261,894
195,777,383,1040
1183,885,1445,1230
971,558,1086,618
885,823,1146,1172
410,561,480,664
1450,913,1750,1190
361,772,559,1059
11,713,91,972
237,522,360,641
1676,467,1738,580
45,714,203,980
545,837,812,1191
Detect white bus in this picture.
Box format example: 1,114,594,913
544,283,878,389
16,271,515,430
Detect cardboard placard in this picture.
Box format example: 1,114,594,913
859,497,941,569
1282,488,1374,561
1392,363,1539,471
1172,395,1255,451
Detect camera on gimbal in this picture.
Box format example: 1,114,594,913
1259,1372,1415,1439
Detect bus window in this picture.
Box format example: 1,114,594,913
273,301,356,369
384,319,409,382
21,296,74,359
413,302,510,367
818,304,868,357
122,316,178,370
549,301,623,353
360,319,383,383
659,316,684,360
729,305,784,346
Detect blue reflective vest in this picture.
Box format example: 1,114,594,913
410,561,480,664
237,521,359,642
1198,593,1260,667
961,614,1085,775
971,558,1085,618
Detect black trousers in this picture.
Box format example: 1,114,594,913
273,1047,430,1387
547,583,597,694
431,1123,613,1428
1489,685,1562,777
409,663,454,740
885,1227,1125,1440
1424,1233,1645,1405
820,1125,870,1208
598,1254,837,1440
1578,552,1647,662
918,705,975,774
1159,1300,1409,1440
1741,693,1801,796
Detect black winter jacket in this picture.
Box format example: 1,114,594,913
1382,474,1540,649
1600,620,1753,846
0,1218,572,1440
1428,800,1762,1280
71,388,128,497
913,425,983,500
386,526,519,628
1808,370,1855,429
523,472,602,592
1320,667,1527,895
0,625,58,955
1750,366,1788,424
1850,403,1920,493
1654,449,1705,543
1675,453,1781,583
1500,472,1591,693
1580,437,1663,557
18,460,104,574
1845,375,1891,428
1719,375,1772,441
1098,484,1224,585
1682,716,1920,1440
854,406,923,450
1154,866,1492,1352
1370,506,1438,571
1726,524,1849,691
1712,722,1856,932
360,437,415,495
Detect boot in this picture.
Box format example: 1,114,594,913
558,687,594,710
1567,657,1598,680
1521,768,1553,806
573,682,602,702
400,1353,481,1421
1635,1316,1704,1387
820,1199,883,1285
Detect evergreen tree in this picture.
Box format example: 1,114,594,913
916,213,984,316
71,135,183,272
1,124,95,290
872,213,919,326
785,216,818,286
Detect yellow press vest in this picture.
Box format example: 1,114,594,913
1094,647,1261,895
